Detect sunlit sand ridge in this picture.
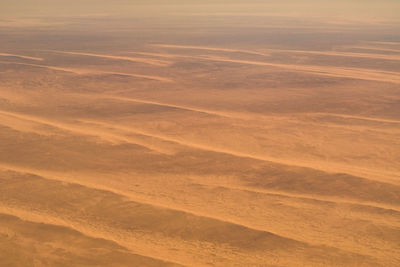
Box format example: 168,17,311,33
0,52,43,61
0,61,173,82
129,49,400,84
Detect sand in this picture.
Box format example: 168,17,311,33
0,10,399,267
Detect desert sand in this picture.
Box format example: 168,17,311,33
0,1,399,266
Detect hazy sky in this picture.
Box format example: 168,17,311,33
1,0,399,21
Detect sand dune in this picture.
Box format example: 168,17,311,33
0,169,382,266
0,52,43,61
264,48,400,61
368,41,400,46
1,107,399,265
0,165,298,234
81,94,236,118
2,109,399,213
75,118,400,186
152,44,270,57
45,50,172,66
0,110,178,154
345,46,400,53
126,52,400,83
2,97,398,183
0,212,182,267
128,51,182,59
0,61,172,82
4,51,399,85
0,61,86,74
193,56,400,84
305,113,400,124
94,71,173,82
2,161,398,218
3,101,396,188
86,94,400,125
154,44,400,61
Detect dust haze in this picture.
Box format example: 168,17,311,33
0,0,399,266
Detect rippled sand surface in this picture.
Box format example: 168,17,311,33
0,3,400,266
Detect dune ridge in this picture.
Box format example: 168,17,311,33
153,44,400,61
1,108,397,186
152,44,270,57
78,116,400,185
45,50,172,66
0,110,178,154
127,51,400,84
1,162,398,218
0,210,184,267
0,52,43,61
0,169,382,266
0,61,172,82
